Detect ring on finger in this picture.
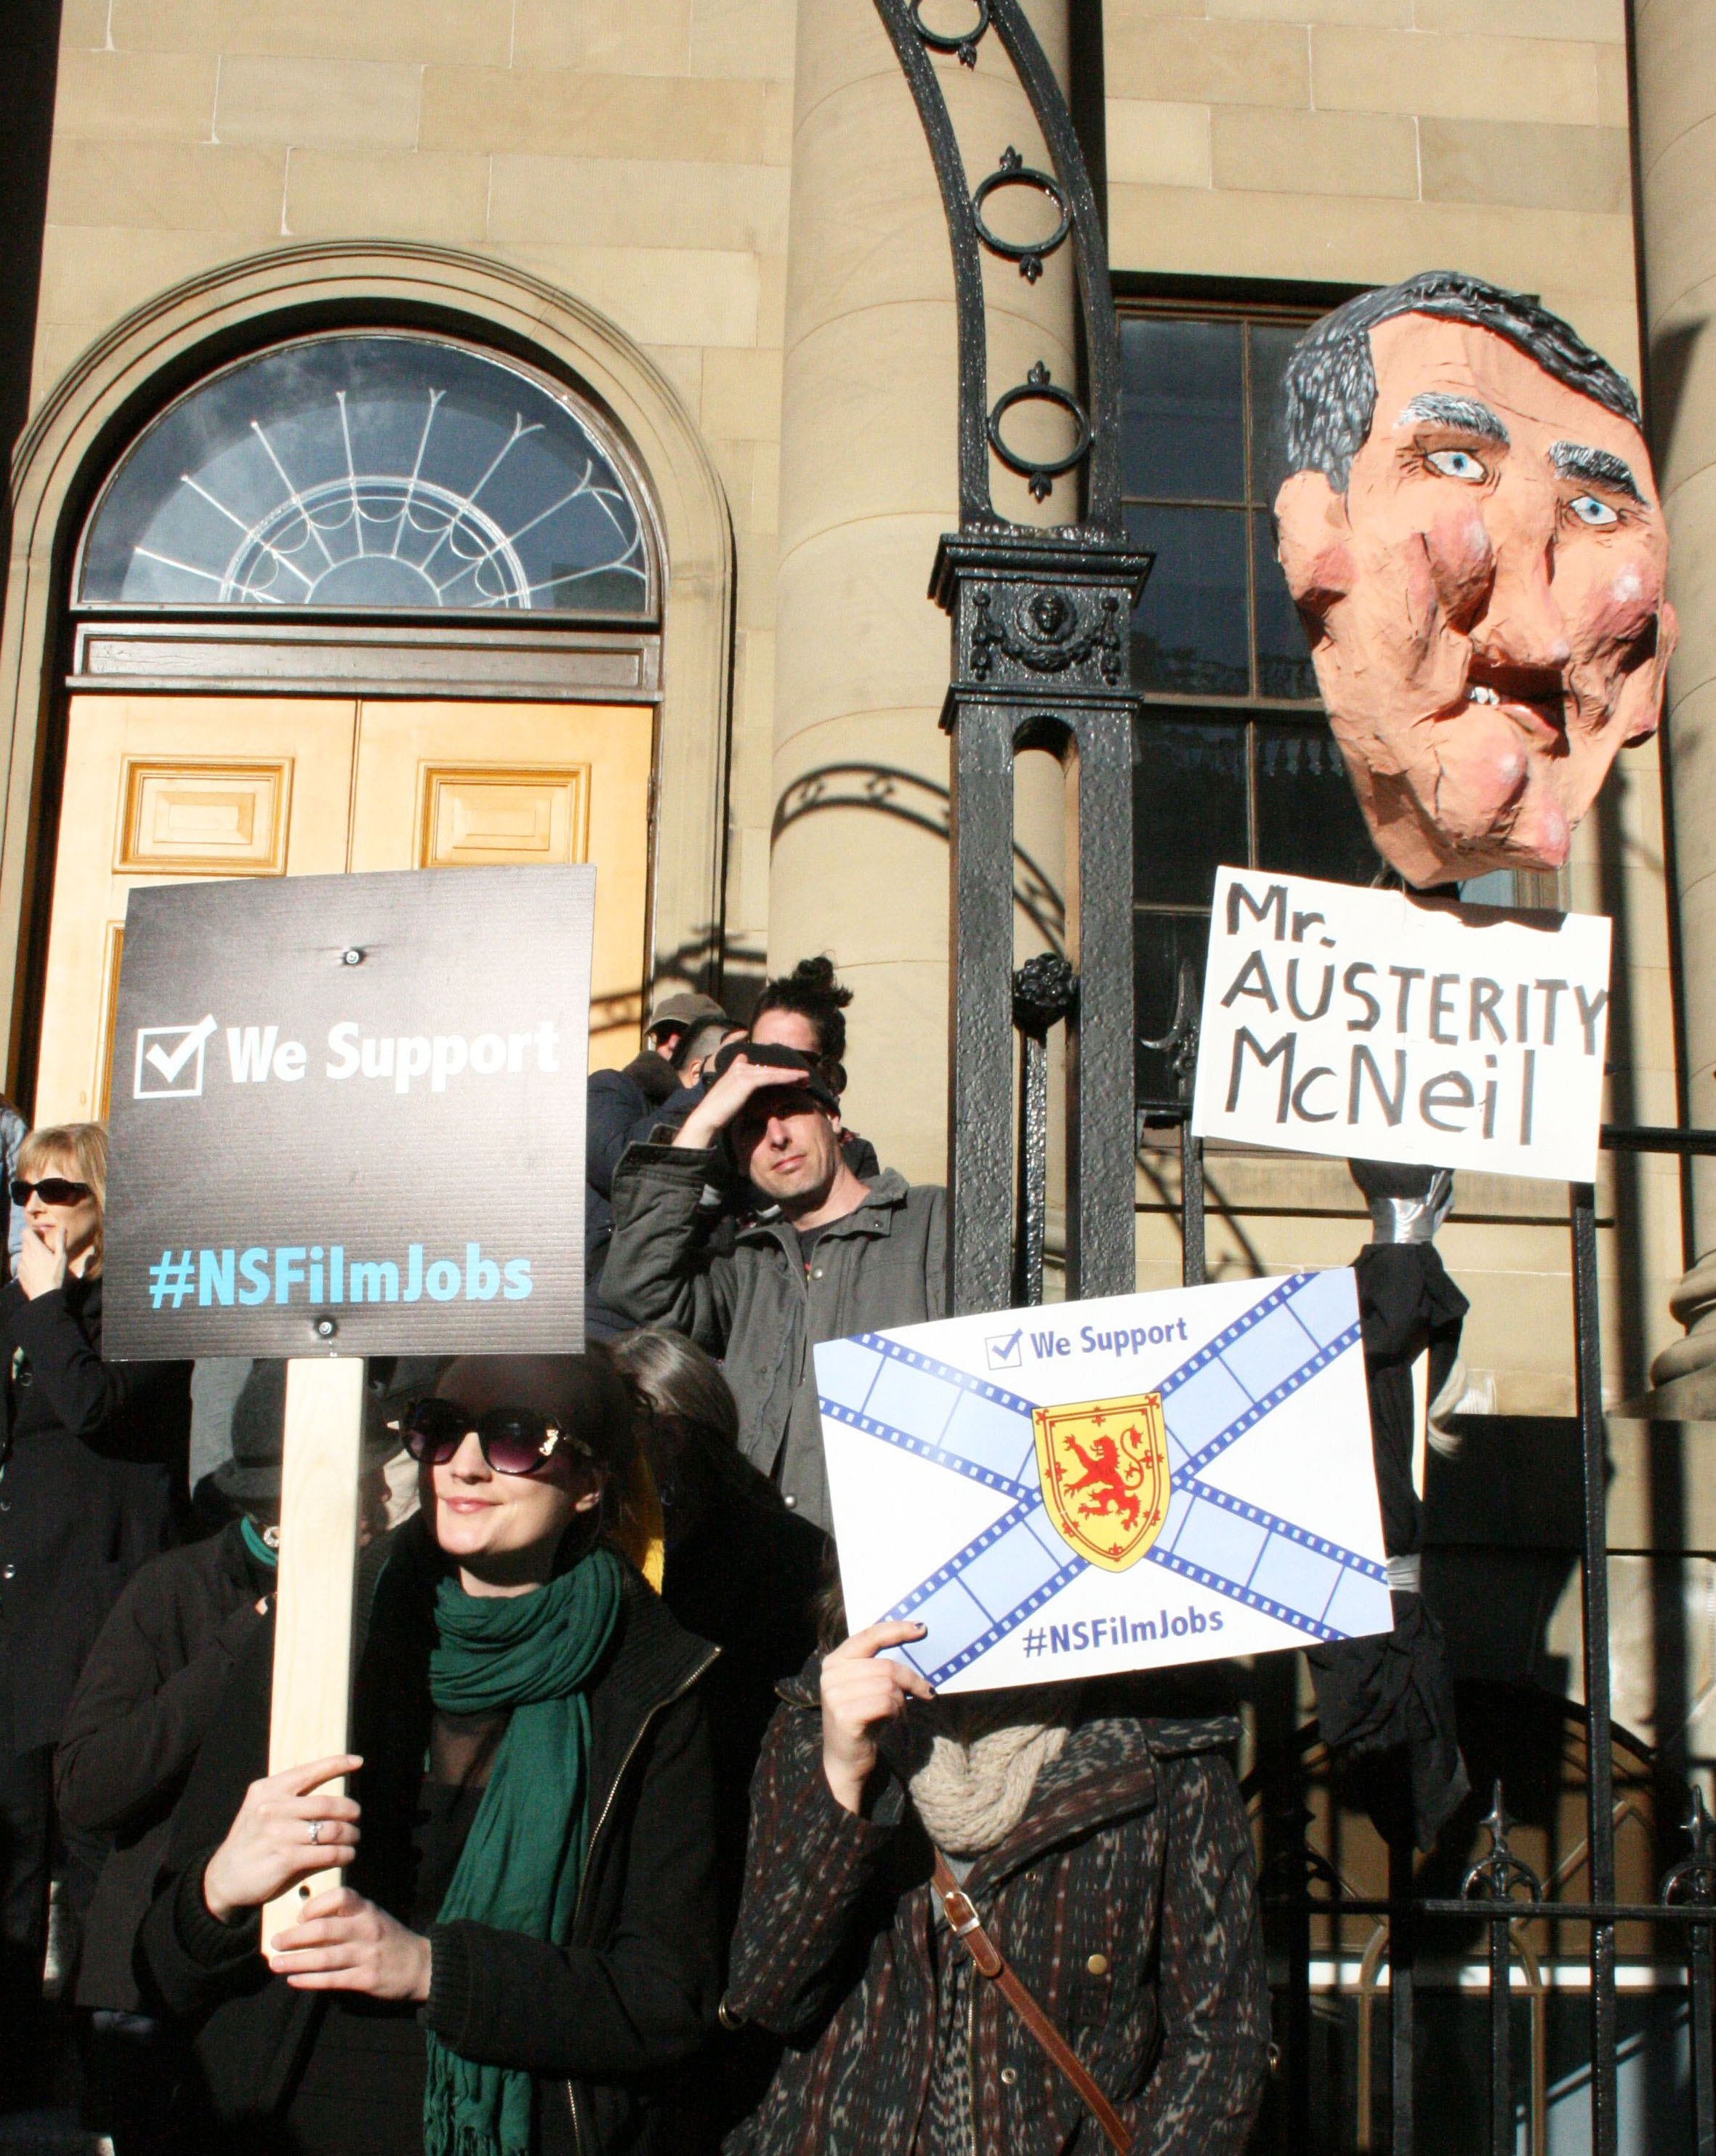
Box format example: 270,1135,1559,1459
307,1819,323,1846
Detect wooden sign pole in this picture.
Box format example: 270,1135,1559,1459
262,1355,368,1950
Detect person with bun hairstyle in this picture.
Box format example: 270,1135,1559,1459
749,957,879,1180
137,1349,722,2156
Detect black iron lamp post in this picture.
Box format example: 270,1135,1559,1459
867,0,1149,1314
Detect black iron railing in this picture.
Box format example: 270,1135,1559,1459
866,4,1712,2146
1125,1046,1716,2156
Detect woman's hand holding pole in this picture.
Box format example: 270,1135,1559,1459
201,1754,363,1923
818,1620,932,1816
266,1887,432,2002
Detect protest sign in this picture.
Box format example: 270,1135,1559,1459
1190,868,1611,1184
102,865,595,1357
815,1272,1390,1694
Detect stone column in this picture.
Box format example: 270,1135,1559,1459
1635,0,1716,1398
1637,0,1716,1241
770,0,1075,1186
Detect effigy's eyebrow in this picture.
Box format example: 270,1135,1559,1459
1551,440,1645,503
1396,393,1510,443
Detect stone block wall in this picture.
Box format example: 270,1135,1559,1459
36,0,794,993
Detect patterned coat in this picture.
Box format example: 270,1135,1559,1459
722,1679,1270,2155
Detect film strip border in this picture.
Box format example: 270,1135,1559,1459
822,1274,1384,1685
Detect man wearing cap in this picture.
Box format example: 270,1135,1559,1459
603,1043,946,1530
585,990,730,1339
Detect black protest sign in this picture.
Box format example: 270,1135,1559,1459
1190,868,1611,1184
102,867,595,1357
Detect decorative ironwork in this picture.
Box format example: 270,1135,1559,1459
908,0,988,64
1462,1782,1544,1908
986,362,1092,502
1462,1784,1543,2156
1138,957,1205,1286
1011,951,1077,1307
871,0,1146,1312
971,147,1072,284
970,581,1123,682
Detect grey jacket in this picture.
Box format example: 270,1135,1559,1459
603,1144,947,1528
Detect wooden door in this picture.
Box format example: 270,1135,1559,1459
33,694,653,1124
345,701,654,1070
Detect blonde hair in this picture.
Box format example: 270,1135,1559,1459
17,1123,108,1275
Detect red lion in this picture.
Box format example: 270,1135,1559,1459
1062,1428,1147,1534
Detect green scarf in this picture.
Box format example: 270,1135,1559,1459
424,1547,623,2156
239,1517,278,1572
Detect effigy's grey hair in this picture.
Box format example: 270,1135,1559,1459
1278,270,1642,495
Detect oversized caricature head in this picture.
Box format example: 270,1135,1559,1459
1272,272,1675,887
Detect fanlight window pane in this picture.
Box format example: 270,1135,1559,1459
77,335,650,613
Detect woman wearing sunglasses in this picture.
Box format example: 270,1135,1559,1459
0,1123,192,2104
139,1349,722,2156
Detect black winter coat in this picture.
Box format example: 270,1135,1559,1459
56,1520,270,2011
722,1679,1270,2156
138,1530,722,2156
658,1483,827,1937
586,1054,683,1337
0,1272,192,1757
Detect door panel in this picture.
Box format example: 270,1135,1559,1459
347,701,653,1070
35,693,654,1122
36,696,358,1123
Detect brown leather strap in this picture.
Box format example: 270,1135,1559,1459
930,1852,1132,2154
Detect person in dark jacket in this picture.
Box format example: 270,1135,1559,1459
603,1045,946,1529
56,1360,403,2152
585,992,730,1338
610,1329,827,2141
0,1122,191,2097
137,1349,721,2156
720,1613,1270,2156
608,1328,826,1923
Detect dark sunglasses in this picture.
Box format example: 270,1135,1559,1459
390,1397,579,1478
11,1177,91,1208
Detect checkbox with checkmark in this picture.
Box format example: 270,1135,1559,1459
133,1014,218,1100
986,1326,1024,1371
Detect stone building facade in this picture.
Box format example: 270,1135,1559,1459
6,0,1716,2137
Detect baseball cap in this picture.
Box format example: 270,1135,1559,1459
646,990,730,1036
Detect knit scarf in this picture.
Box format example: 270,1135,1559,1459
239,1517,277,1572
887,1687,1079,1857
424,1548,623,2156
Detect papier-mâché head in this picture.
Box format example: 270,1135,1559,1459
1272,271,1675,887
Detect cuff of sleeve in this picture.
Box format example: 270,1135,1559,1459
215,1601,265,1657
621,1141,720,1176
174,1857,261,1970
423,1922,473,2046
805,1756,901,1862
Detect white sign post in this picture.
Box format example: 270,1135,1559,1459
104,867,597,1945
1191,868,1611,1183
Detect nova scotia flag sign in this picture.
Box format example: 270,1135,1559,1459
815,1270,1393,1695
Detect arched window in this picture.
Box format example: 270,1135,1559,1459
76,333,653,615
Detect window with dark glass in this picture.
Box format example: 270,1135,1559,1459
1121,303,1380,1108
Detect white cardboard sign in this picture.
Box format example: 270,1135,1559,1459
815,1273,1391,1695
1191,868,1611,1184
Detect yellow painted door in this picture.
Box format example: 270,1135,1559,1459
34,693,653,1124
345,701,654,1071
35,695,359,1124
